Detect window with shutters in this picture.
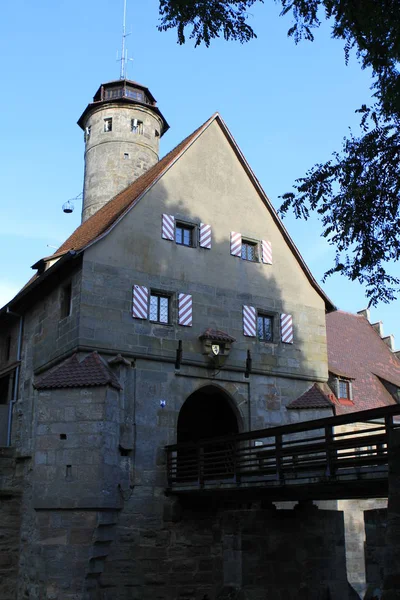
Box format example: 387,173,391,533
241,239,258,262
176,222,195,247
131,119,144,134
149,293,170,324
257,314,273,342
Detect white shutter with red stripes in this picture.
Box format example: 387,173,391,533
281,314,293,343
132,285,149,320
199,223,212,249
243,305,257,337
162,214,175,241
230,232,242,257
261,240,272,264
178,293,193,326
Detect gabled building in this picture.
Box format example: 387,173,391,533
1,75,396,600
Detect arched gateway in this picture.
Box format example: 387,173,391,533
177,385,240,443
176,386,240,481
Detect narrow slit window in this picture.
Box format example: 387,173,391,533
60,284,72,319
149,294,169,324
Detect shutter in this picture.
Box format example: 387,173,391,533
231,232,242,257
261,240,272,264
281,314,293,343
199,223,212,249
178,293,193,326
132,285,149,319
162,214,175,241
243,305,257,337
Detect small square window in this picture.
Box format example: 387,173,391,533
257,314,273,342
242,240,258,262
60,284,72,319
104,118,112,132
123,153,130,160
131,119,143,134
149,293,169,324
176,223,194,247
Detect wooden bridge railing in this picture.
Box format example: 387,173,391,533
165,404,400,498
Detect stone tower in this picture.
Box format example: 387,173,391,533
78,79,169,222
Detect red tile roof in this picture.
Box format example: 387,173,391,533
55,119,210,255
2,113,334,314
34,352,122,390
326,311,400,414
287,383,335,410
199,329,236,343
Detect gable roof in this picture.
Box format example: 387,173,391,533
34,352,122,391
3,113,334,312
286,383,335,410
326,310,400,414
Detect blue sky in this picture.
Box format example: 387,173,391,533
1,0,399,344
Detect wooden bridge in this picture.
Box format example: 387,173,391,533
166,404,400,502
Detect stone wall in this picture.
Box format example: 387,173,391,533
0,448,23,600
98,502,350,600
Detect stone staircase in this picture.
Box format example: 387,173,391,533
84,511,119,598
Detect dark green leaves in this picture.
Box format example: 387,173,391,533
158,1,261,46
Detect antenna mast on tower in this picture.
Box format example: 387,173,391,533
119,0,131,80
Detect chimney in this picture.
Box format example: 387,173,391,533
382,334,395,352
371,321,384,337
357,308,370,321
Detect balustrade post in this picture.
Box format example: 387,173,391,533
198,446,204,488
166,449,172,488
325,425,336,479
276,434,284,484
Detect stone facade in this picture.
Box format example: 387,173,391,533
0,113,359,599
81,102,164,221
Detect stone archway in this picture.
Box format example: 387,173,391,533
177,385,240,444
177,386,240,481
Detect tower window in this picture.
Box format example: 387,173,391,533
155,129,160,137
123,153,130,160
241,240,258,262
104,118,113,132
149,293,170,324
257,314,273,342
131,119,143,135
176,223,194,247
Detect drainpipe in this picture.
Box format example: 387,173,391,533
6,308,23,447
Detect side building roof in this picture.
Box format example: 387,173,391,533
326,310,400,414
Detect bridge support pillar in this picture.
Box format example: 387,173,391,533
383,429,400,599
